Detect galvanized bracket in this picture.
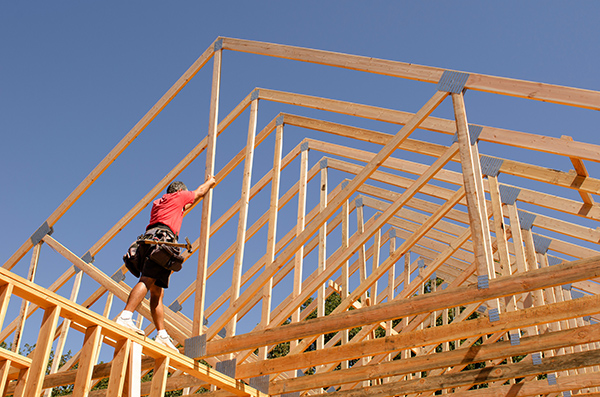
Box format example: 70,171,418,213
488,307,500,322
218,328,227,338
275,114,284,126
300,141,309,152
250,89,260,101
168,300,182,313
111,272,126,283
249,374,269,394
518,210,536,230
214,38,223,51
477,275,489,290
320,158,328,169
531,352,542,365
30,221,53,246
81,251,94,264
437,70,470,93
215,358,237,378
532,234,552,254
184,334,207,358
510,332,520,346
480,156,504,177
499,185,521,205
548,256,563,266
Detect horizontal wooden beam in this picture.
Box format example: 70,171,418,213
270,322,600,394
322,348,600,397
210,255,600,359
221,37,600,110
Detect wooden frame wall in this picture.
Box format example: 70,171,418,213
2,37,599,396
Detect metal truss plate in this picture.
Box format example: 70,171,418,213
184,334,207,358
532,234,552,254
249,374,269,393
499,185,521,205
437,70,470,93
480,156,504,177
216,358,237,378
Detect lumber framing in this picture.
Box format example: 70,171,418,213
3,37,599,395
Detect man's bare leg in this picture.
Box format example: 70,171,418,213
149,283,165,331
124,276,156,312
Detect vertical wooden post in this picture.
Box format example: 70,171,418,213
45,269,84,397
386,232,396,335
340,196,350,370
150,356,170,397
12,242,42,353
0,283,13,331
73,325,103,397
371,227,381,306
451,92,498,315
291,144,308,348
317,165,328,352
0,360,11,397
106,339,131,397
24,304,61,396
193,45,222,336
227,98,259,339
128,342,143,397
12,367,29,397
402,253,411,370
259,122,284,360
356,200,368,306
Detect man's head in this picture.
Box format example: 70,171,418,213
167,181,188,194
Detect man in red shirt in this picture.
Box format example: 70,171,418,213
117,177,216,350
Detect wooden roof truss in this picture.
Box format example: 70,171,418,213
2,37,600,396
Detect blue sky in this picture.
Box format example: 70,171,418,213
1,2,599,345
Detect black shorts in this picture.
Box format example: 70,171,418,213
140,258,172,289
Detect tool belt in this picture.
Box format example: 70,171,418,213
123,224,186,277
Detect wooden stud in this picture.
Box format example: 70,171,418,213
193,46,222,337
12,242,41,353
291,143,309,349
227,98,259,339
317,166,328,352
73,325,103,397
150,356,171,397
24,304,61,396
258,123,283,360
106,339,131,397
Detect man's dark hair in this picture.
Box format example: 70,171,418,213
167,181,188,194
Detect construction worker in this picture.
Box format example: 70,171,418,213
117,176,216,350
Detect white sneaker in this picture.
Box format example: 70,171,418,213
155,334,178,351
116,316,145,336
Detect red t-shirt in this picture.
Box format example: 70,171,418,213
147,190,195,237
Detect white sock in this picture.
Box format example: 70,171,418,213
120,310,133,320
157,329,169,338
